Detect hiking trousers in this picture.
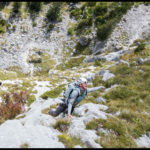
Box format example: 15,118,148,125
48,103,75,117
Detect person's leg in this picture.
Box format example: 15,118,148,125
48,103,67,117
71,106,75,114
63,106,75,115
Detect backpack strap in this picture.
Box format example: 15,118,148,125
66,87,80,105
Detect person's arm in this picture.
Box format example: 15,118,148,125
67,90,79,116
87,86,105,93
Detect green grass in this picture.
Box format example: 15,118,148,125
41,107,50,114
53,119,70,133
65,56,85,69
27,94,36,106
104,86,135,100
31,52,56,77
74,42,90,56
98,45,150,147
0,70,18,80
86,116,137,148
92,75,102,87
20,143,29,148
7,66,29,78
58,133,85,148
40,84,65,99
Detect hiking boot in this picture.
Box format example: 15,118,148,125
48,110,54,116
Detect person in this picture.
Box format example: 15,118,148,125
48,77,105,119
0,81,2,86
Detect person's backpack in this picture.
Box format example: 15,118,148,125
63,82,80,104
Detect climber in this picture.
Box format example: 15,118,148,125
48,77,105,119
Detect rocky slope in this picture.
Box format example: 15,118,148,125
0,2,150,148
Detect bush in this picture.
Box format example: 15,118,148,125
104,76,130,88
70,8,82,20
47,24,54,32
58,134,84,148
134,43,146,53
13,2,21,14
32,21,37,27
53,119,70,133
92,75,102,87
77,16,92,31
0,19,6,26
97,18,116,41
111,64,133,75
0,2,8,10
27,2,42,13
67,27,74,35
12,24,16,30
46,2,62,22
86,2,96,7
0,91,29,121
0,25,6,34
95,16,105,26
94,3,108,17
65,56,85,69
94,60,102,67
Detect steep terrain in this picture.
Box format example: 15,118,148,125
0,2,150,148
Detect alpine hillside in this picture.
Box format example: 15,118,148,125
0,2,150,148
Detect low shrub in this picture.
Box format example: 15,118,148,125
0,91,29,122
94,3,108,17
92,75,102,87
12,24,16,30
97,18,116,41
27,94,36,106
134,43,146,53
67,27,74,35
104,86,135,100
13,2,21,14
76,15,92,31
20,143,29,148
40,84,65,99
70,8,82,20
0,19,6,26
46,2,62,22
0,25,6,34
32,21,37,27
95,16,105,26
0,2,8,10
26,2,42,14
74,42,90,55
86,2,96,7
47,24,54,32
53,119,70,133
94,60,102,67
65,56,85,69
110,64,133,75
58,134,84,148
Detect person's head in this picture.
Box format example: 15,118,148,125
77,77,88,90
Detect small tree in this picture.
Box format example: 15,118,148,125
94,3,108,17
26,2,42,14
0,2,9,10
97,18,116,41
46,2,62,22
13,2,21,14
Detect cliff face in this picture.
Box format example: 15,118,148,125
0,2,150,148
104,4,150,52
